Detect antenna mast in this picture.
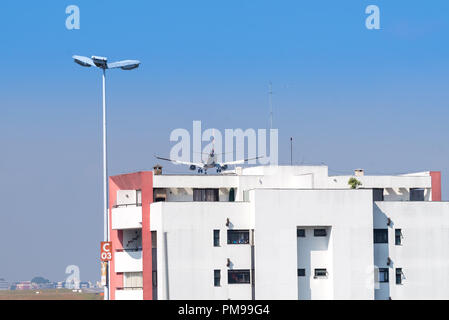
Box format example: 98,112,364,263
268,81,273,130
290,137,293,166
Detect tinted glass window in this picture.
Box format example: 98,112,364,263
227,230,250,244
314,269,327,277
228,270,250,284
213,230,220,247
374,229,388,243
193,189,219,201
373,188,384,201
410,188,424,201
396,268,402,284
314,229,327,237
379,268,389,283
395,229,402,245
214,270,220,287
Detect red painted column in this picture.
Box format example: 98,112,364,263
108,178,123,300
108,171,153,300
140,172,153,300
430,171,442,201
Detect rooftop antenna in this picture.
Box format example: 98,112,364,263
268,81,273,130
212,128,215,153
290,137,293,166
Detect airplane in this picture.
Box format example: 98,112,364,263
155,149,263,174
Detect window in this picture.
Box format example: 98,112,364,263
396,268,402,285
228,270,250,284
152,271,157,288
374,229,388,243
227,230,250,244
229,188,235,202
373,188,384,201
297,269,306,277
136,190,142,205
193,188,219,201
314,229,327,237
214,270,221,287
395,229,402,245
314,269,327,278
378,268,389,283
213,230,220,247
151,231,157,249
124,272,143,289
153,189,166,202
410,188,424,201
297,229,305,237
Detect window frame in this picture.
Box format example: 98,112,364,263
152,271,157,288
373,188,384,201
313,229,327,237
213,230,220,247
297,229,305,237
410,188,425,201
314,268,328,278
214,270,221,287
193,188,219,202
378,268,389,283
395,229,402,246
227,229,250,245
396,268,402,285
228,269,251,284
151,231,157,249
297,269,306,277
373,229,388,244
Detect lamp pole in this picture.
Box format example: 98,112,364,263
72,55,140,301
102,68,109,301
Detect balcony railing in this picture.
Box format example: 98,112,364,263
113,203,142,208
114,250,142,273
116,286,143,291
115,288,143,300
116,247,142,252
111,206,142,230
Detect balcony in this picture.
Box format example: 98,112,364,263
115,288,143,300
114,249,142,273
111,205,142,230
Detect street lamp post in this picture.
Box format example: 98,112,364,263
73,55,140,300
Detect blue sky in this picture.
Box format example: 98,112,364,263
1,1,448,282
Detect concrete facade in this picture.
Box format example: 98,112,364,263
108,165,447,300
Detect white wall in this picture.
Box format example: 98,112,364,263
297,227,333,299
114,165,447,300
328,175,431,190
116,190,138,206
115,250,143,273
115,289,143,300
150,202,252,300
251,189,375,300
111,206,142,230
374,202,449,299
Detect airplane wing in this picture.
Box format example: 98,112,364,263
220,156,264,166
155,156,203,167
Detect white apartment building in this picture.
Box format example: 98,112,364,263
108,165,448,300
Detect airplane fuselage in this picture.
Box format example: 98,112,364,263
195,151,228,174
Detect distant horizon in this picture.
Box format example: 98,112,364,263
1,277,99,284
